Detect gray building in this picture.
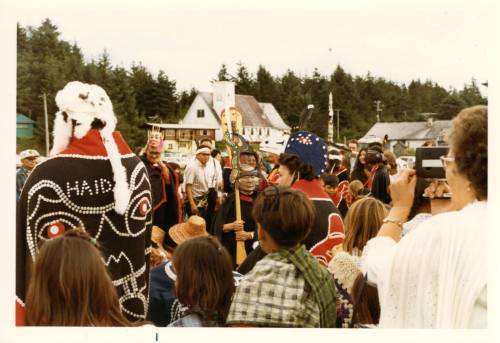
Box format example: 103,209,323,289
360,118,451,154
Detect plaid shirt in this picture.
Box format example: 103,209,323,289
227,245,335,327
168,312,222,327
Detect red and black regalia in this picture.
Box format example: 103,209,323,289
140,131,182,249
15,82,153,325
237,132,345,273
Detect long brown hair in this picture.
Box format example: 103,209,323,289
173,236,235,324
342,197,388,254
351,274,380,325
25,229,133,326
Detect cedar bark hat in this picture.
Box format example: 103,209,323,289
168,215,207,245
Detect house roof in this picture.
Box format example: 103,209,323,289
17,113,36,124
198,92,221,123
259,102,291,130
362,120,452,141
199,92,285,129
144,123,220,130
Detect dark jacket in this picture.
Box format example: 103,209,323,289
371,166,391,204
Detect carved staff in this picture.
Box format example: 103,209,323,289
221,106,247,266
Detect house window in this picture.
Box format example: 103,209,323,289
259,128,262,136
251,128,254,135
17,124,29,129
203,130,208,135
165,129,175,136
179,143,187,148
197,109,205,118
168,144,173,150
242,128,246,135
267,128,270,136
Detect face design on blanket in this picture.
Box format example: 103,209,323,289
24,156,153,319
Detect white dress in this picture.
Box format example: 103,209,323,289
363,201,487,328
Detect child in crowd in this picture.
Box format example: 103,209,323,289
349,180,369,204
321,173,349,218
327,197,386,327
168,236,235,327
341,196,388,263
148,215,242,326
226,186,337,327
25,229,133,326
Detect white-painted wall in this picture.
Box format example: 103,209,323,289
182,95,222,140
212,81,235,117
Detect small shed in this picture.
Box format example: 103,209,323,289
17,114,36,138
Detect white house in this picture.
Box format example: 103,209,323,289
360,118,451,152
181,81,290,143
143,123,218,154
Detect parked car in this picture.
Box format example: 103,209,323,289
396,155,416,170
163,152,191,169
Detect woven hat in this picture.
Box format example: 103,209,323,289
168,215,208,245
49,81,130,215
284,131,329,177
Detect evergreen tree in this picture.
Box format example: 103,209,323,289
17,19,489,150
153,70,177,121
234,62,256,96
255,65,281,107
217,64,230,81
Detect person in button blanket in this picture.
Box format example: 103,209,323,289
16,81,153,325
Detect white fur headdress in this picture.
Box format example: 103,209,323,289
50,81,130,214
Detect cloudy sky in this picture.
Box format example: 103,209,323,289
5,0,492,95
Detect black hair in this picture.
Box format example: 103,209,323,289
408,176,431,220
278,153,316,182
321,173,339,188
211,149,221,158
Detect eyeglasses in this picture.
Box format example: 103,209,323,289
440,156,455,169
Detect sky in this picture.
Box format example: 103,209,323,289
4,0,493,95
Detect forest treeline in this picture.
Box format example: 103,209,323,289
17,19,487,151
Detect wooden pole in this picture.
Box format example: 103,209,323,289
222,104,246,266
43,93,49,156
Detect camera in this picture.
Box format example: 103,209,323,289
415,146,449,180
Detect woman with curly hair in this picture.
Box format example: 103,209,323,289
363,105,488,328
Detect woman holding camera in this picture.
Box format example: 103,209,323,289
362,105,487,328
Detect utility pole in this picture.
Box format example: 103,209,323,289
43,93,49,156
374,100,383,122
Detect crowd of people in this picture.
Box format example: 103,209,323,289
15,81,488,329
